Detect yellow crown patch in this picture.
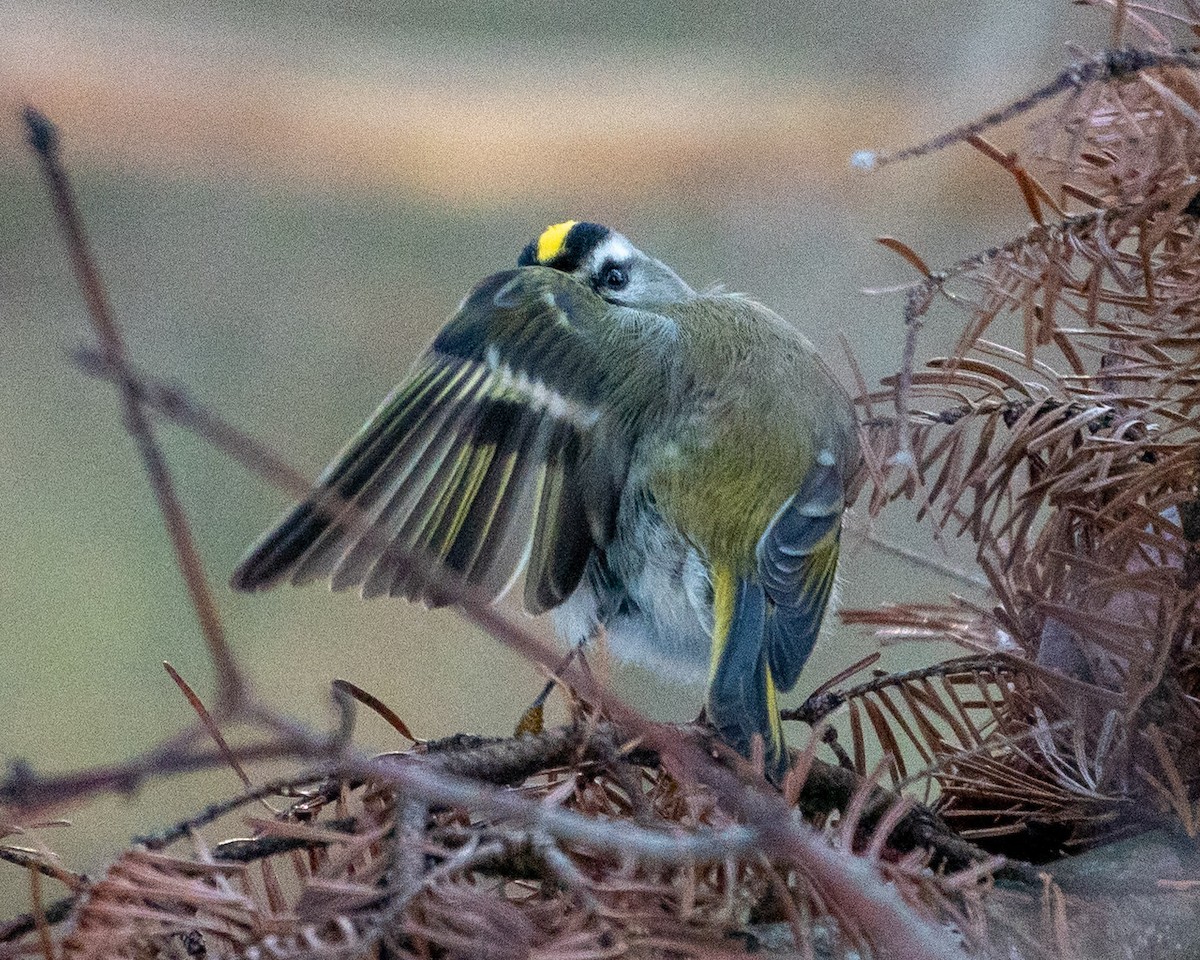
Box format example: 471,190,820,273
536,220,577,264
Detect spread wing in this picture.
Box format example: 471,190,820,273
231,268,628,614
756,458,845,692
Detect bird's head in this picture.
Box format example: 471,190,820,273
518,220,693,307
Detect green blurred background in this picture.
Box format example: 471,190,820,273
0,0,1104,913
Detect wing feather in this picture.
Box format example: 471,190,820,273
440,402,538,579
348,419,467,593
524,424,593,614
231,268,628,615
756,460,845,692
289,364,485,588
464,425,549,601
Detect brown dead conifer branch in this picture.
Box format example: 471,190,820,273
848,2,1200,872
855,47,1200,170
784,656,1017,726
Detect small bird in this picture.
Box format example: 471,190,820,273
232,221,859,782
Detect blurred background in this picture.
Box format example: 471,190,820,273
1,0,1105,910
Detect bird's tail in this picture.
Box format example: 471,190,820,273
707,568,787,784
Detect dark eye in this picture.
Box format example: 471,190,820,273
601,264,630,291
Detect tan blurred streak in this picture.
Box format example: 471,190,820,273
0,3,922,203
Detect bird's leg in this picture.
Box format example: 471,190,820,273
513,629,599,736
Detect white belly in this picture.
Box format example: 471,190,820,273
551,508,714,685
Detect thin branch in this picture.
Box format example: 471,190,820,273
23,107,246,712
0,896,77,945
72,346,314,499
796,757,1035,883
853,47,1196,170
0,849,86,891
0,729,332,813
360,753,761,868
784,656,1016,725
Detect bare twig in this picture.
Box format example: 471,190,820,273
72,346,314,499
0,849,85,891
784,656,1015,725
853,47,1197,170
0,895,77,946
23,107,246,711
0,730,330,813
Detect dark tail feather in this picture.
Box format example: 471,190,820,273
708,579,788,784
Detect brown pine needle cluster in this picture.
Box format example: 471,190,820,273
850,4,1200,861
44,729,985,960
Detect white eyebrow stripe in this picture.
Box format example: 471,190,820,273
605,237,634,261
589,235,635,271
